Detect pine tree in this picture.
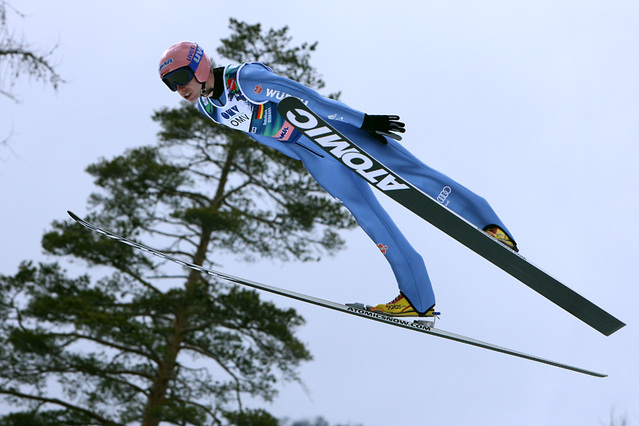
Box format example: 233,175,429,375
0,19,355,425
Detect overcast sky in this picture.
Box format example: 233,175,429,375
1,1,637,425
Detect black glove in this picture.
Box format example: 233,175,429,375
360,114,406,143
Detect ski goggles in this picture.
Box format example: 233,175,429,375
162,67,195,92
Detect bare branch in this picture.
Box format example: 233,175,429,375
0,2,65,101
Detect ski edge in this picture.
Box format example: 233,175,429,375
67,211,607,378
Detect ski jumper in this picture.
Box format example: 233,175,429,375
196,62,513,313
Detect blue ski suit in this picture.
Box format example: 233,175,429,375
196,62,512,313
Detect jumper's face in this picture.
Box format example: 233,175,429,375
176,77,201,103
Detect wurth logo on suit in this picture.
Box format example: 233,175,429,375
263,88,309,105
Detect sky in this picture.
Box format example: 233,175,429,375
1,0,637,425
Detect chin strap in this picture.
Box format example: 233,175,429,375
200,81,209,97
200,67,225,99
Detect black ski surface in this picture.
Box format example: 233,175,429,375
277,97,624,336
68,211,606,377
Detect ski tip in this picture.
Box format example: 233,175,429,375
608,320,626,336
67,211,80,221
596,317,626,336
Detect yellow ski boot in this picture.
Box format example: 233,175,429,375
368,293,436,317
484,225,518,252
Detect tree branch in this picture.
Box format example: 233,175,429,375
0,389,119,425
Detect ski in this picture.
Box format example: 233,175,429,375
277,97,625,337
68,211,606,378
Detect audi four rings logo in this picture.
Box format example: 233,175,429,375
437,186,452,204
